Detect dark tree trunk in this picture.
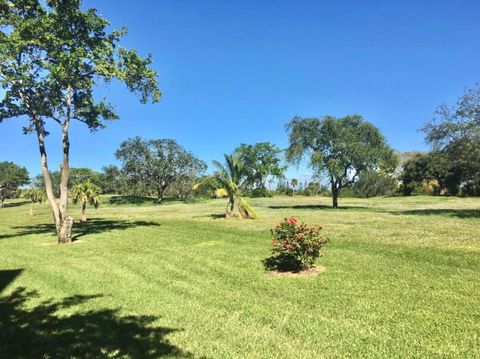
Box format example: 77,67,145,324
331,182,339,208
0,198,4,208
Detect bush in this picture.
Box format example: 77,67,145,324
269,217,329,271
244,187,273,198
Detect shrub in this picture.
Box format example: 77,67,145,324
270,217,329,271
244,187,273,198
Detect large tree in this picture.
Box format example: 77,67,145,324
234,142,286,191
422,86,480,195
115,137,207,202
286,115,397,208
0,161,29,207
0,0,160,243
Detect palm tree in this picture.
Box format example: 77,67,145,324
23,188,45,216
194,154,259,219
71,181,101,222
291,178,298,196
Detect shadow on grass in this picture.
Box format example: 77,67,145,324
262,255,304,273
0,219,160,241
0,269,23,293
390,208,480,219
0,287,192,358
2,201,29,208
107,195,159,206
106,196,181,206
267,204,369,210
191,213,225,220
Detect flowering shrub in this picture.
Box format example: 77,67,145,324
270,217,329,271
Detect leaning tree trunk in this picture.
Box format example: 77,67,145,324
225,195,235,218
57,90,73,243
34,92,74,244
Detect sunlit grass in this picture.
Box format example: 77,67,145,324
1,195,479,357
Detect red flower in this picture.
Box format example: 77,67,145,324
287,217,297,224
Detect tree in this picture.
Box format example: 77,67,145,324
352,171,397,198
234,142,286,191
100,165,125,194
0,0,160,243
23,188,45,216
194,154,259,219
71,181,101,222
0,161,29,207
116,137,207,202
290,178,298,196
422,86,480,196
286,115,397,208
69,168,103,188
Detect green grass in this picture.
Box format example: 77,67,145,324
1,195,479,358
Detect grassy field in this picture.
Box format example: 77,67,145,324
0,195,479,358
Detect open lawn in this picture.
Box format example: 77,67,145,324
0,195,479,358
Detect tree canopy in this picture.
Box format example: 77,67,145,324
286,115,397,207
0,161,29,207
0,0,160,243
234,142,286,191
115,137,207,202
422,86,480,195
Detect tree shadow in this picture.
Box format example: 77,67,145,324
107,195,159,206
191,213,225,220
390,208,480,219
0,219,161,241
2,201,29,208
106,196,180,206
0,287,192,358
0,269,23,293
267,204,368,210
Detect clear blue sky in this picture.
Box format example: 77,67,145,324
1,0,479,181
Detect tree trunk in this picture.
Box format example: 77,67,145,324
81,202,87,222
58,89,72,242
58,216,74,244
225,195,235,218
34,117,64,242
33,87,73,245
156,185,165,203
0,198,4,208
332,185,339,208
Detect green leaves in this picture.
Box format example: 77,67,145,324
234,142,286,190
71,181,101,208
286,115,395,207
115,137,207,200
0,0,160,131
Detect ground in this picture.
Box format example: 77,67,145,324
0,195,479,358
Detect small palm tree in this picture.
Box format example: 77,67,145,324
194,154,259,219
71,181,101,222
23,188,45,216
291,178,298,196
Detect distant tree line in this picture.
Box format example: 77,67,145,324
1,85,480,217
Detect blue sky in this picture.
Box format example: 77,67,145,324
1,0,479,181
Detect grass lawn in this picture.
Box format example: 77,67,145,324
0,195,479,358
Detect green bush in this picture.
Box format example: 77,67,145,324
269,217,329,271
244,187,273,198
